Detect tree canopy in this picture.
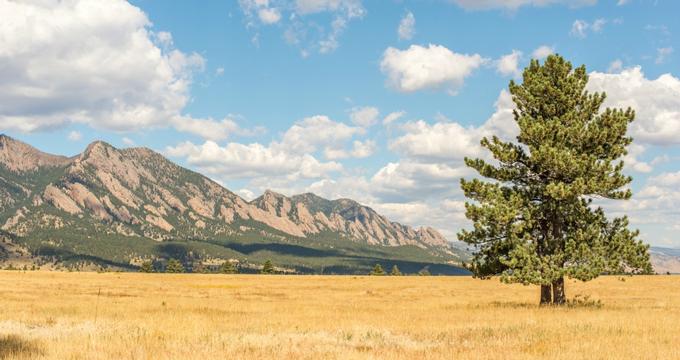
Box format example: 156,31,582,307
458,54,652,305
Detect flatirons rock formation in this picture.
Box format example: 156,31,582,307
0,135,460,273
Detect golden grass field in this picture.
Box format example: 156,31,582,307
1,272,679,360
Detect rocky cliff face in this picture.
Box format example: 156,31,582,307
0,135,451,252
0,135,72,172
252,191,449,248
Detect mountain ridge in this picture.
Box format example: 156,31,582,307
0,134,463,274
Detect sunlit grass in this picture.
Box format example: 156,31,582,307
1,272,678,359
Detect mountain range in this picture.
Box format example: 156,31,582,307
0,134,467,274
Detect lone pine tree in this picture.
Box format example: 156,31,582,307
459,55,652,305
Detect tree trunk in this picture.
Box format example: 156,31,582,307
552,277,566,305
540,284,552,305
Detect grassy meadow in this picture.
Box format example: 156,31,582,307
1,272,679,359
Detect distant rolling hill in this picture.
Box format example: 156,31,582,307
0,134,468,274
650,247,680,274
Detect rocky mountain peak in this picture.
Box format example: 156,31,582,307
1,138,454,256
0,134,72,172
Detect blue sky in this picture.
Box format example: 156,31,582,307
1,0,679,246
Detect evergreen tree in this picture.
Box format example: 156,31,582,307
165,258,185,273
260,259,275,274
370,264,385,276
418,268,431,276
219,261,239,274
139,261,154,273
459,55,652,305
390,265,402,276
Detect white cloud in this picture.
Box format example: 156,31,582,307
617,0,630,5
238,188,257,201
397,11,416,40
172,116,262,142
383,111,406,126
0,0,207,134
592,18,607,32
239,0,365,55
349,106,380,127
587,67,680,145
166,140,342,180
350,139,376,158
371,161,470,201
451,0,597,11
390,121,485,162
380,44,486,95
571,18,610,38
389,90,517,163
122,137,135,146
67,131,82,142
570,19,589,38
277,115,364,156
532,45,554,59
258,7,282,24
656,47,673,64
496,50,523,78
215,67,225,76
623,143,653,173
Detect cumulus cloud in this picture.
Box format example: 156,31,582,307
451,0,597,11
587,67,680,145
167,114,370,185
0,0,209,135
389,90,517,163
350,139,376,158
623,143,653,173
172,116,263,142
532,45,554,60
496,50,523,78
380,44,486,95
277,115,364,156
397,11,416,40
598,170,680,244
166,140,342,180
349,106,380,127
390,121,485,162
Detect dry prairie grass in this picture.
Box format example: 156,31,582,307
0,272,679,359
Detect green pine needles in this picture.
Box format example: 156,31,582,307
459,55,652,305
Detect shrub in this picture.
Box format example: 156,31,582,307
219,261,238,274
165,259,185,273
370,264,385,276
260,260,275,274
139,261,154,273
390,265,402,276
